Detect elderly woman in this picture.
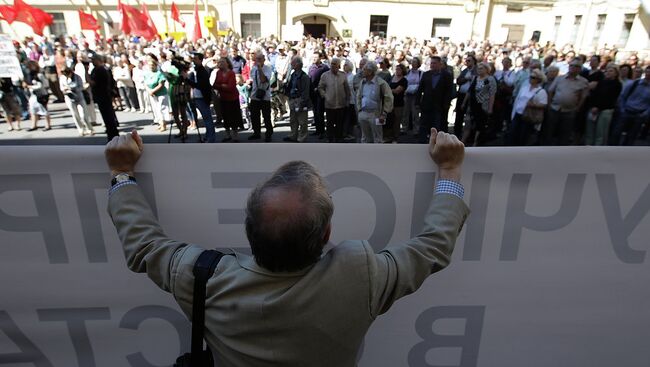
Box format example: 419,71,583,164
462,62,496,146
144,59,172,132
25,61,52,132
213,57,244,142
585,63,622,145
388,63,408,143
510,68,548,146
60,66,94,136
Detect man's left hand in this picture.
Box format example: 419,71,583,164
105,130,144,176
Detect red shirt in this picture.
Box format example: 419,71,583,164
213,69,239,101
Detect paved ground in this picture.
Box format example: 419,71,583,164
0,100,423,146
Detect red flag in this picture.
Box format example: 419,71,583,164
191,0,202,42
119,0,157,40
170,2,185,27
141,3,159,37
12,0,53,35
78,9,99,31
118,0,130,35
0,5,16,23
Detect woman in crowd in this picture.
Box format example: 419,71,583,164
585,63,622,145
213,57,244,142
145,59,172,132
24,61,52,131
74,52,97,126
114,56,139,112
510,68,548,145
59,66,94,136
462,62,496,146
388,63,408,143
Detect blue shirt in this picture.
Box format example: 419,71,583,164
621,79,650,116
431,71,441,90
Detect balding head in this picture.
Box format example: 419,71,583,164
245,161,333,272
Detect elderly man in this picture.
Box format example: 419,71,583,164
356,61,394,143
105,124,468,367
89,53,120,141
283,56,311,143
249,52,274,142
544,59,589,145
318,57,351,142
308,51,330,139
613,65,650,145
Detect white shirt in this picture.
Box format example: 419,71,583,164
251,64,273,101
512,84,548,119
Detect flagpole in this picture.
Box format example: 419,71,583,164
159,0,168,35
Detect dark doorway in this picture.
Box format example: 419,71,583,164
303,24,326,38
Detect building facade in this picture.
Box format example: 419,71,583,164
1,0,648,53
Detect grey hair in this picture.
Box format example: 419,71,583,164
292,55,303,68
245,161,334,272
330,57,341,66
363,61,378,74
343,59,354,71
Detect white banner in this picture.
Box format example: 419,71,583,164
0,145,649,367
0,34,22,79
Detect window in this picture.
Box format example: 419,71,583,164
369,15,388,37
571,15,582,44
552,16,561,43
49,13,67,37
240,13,261,38
592,14,606,47
431,18,452,39
506,5,523,12
618,13,635,47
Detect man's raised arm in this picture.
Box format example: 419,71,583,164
369,128,470,316
105,131,202,293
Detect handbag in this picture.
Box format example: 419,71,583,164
521,88,544,125
173,249,224,367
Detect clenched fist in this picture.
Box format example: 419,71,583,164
105,130,144,176
428,128,464,182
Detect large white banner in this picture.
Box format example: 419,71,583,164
1,145,649,367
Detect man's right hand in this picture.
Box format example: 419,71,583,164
428,128,464,182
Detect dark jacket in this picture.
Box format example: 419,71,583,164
285,69,312,109
186,64,213,103
415,69,453,111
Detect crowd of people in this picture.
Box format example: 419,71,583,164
1,32,649,145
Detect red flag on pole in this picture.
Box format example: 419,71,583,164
12,0,53,36
118,0,131,35
170,2,185,27
119,0,157,40
191,0,202,42
0,5,16,23
141,3,159,37
78,9,99,31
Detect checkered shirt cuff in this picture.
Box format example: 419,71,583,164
109,180,138,197
435,179,464,199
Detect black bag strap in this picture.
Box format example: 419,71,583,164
190,250,224,366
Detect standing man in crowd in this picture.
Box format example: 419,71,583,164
613,65,650,145
90,53,119,141
249,52,274,142
230,47,246,75
544,59,589,145
415,56,453,143
318,58,351,142
308,51,330,139
454,54,477,139
105,122,468,366
356,61,394,143
185,52,216,143
283,56,311,142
